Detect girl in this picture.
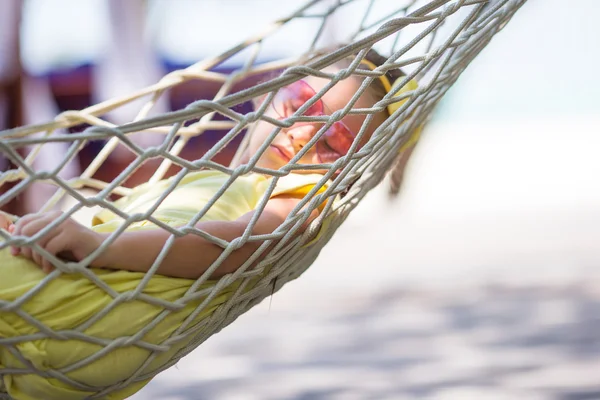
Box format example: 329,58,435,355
0,50,419,400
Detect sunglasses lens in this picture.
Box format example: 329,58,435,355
317,122,356,163
271,80,357,163
273,81,323,118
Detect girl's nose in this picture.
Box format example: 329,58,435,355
286,124,318,151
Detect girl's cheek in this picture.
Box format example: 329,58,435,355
252,122,274,140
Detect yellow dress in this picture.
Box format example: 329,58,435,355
0,170,329,400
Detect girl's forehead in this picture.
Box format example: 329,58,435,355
303,74,374,112
303,74,378,135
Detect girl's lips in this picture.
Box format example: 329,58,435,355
270,145,292,161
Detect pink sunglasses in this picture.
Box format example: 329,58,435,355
272,80,357,163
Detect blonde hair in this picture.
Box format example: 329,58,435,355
306,46,404,113
331,57,388,102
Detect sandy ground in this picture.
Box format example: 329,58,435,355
126,117,600,399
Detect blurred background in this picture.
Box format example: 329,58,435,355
1,0,599,399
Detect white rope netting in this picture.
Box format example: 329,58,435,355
0,0,527,398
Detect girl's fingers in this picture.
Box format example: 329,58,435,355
11,213,69,272
14,215,59,259
32,240,51,267
30,242,40,264
36,227,60,252
0,216,10,231
46,232,80,269
32,227,51,266
14,212,61,236
42,259,54,274
20,244,33,260
19,216,55,237
37,235,62,274
32,227,62,269
32,250,44,267
11,214,42,256
12,213,41,236
44,234,68,264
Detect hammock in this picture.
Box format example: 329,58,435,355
0,1,527,399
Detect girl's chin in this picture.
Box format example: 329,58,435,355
255,156,285,171
254,152,328,174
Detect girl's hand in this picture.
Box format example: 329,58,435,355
11,211,105,273
0,211,13,231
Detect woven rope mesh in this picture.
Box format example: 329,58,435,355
0,0,527,398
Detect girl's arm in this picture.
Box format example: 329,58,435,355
100,195,317,278
11,195,319,279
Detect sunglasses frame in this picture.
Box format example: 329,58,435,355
271,79,358,164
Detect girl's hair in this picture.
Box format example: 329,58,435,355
251,47,404,116
363,48,406,105
324,47,406,114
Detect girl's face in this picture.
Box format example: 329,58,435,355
248,70,386,171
